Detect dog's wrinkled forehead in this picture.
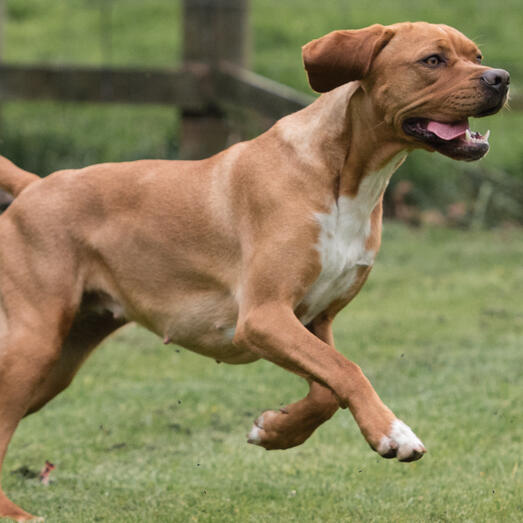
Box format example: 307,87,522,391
379,22,482,66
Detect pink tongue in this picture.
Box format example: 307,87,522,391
427,120,469,141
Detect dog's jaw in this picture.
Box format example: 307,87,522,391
402,117,491,161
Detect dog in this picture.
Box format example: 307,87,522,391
0,22,509,521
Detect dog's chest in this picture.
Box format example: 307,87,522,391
299,156,404,325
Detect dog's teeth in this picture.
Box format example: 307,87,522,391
485,130,490,141
465,129,472,142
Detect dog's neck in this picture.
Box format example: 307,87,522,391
277,82,408,200
340,84,408,196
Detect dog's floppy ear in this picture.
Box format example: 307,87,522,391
302,24,395,93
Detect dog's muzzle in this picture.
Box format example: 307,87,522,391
402,67,510,162
476,68,510,117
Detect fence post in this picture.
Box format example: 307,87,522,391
180,0,249,160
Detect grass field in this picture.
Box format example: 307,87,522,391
4,224,522,522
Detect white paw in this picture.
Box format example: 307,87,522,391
377,419,426,462
247,414,264,445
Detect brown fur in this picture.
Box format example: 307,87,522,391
0,22,508,520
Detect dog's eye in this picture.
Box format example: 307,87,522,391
422,55,444,67
476,54,483,64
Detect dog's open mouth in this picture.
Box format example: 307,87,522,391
402,118,490,161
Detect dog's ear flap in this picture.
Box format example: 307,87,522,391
302,24,395,93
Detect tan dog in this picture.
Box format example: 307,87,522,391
0,22,509,521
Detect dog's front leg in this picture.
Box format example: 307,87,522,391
246,318,339,450
235,303,426,461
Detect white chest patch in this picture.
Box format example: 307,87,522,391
299,154,406,325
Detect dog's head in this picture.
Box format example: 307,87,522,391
302,22,509,161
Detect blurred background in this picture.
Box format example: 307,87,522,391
0,0,521,226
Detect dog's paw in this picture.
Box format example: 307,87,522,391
376,419,426,462
246,410,307,450
247,415,264,446
247,411,279,447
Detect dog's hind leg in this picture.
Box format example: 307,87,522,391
247,318,339,450
0,215,85,520
0,299,76,521
25,309,127,416
248,380,339,449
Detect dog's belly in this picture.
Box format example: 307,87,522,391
160,298,258,364
130,291,258,364
84,276,256,364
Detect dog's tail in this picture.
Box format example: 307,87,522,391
0,156,40,197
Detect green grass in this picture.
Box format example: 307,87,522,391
4,224,522,522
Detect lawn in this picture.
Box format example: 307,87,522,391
4,224,522,522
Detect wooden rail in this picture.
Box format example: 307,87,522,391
0,63,208,108
214,62,313,121
0,61,312,116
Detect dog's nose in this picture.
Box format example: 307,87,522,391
481,69,510,92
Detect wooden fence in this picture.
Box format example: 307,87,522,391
0,0,313,160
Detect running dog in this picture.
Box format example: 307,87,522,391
0,22,509,521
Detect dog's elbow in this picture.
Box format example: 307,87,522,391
233,308,269,351
233,304,290,352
